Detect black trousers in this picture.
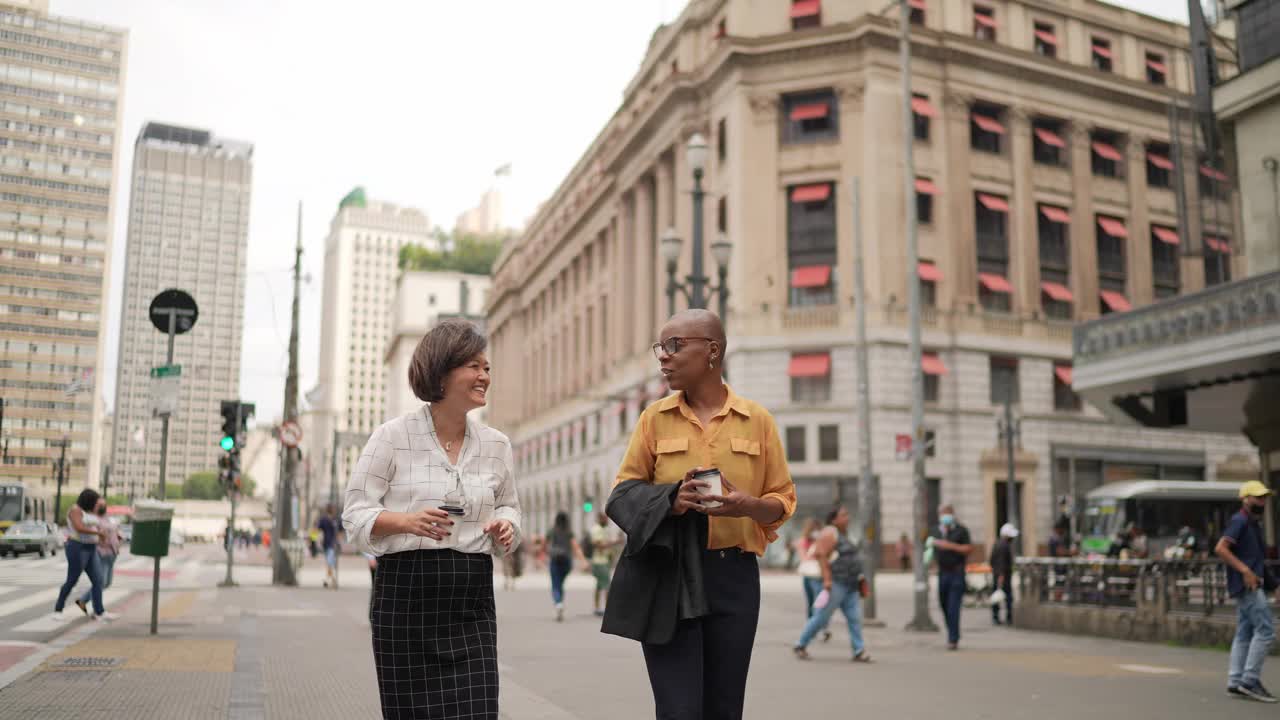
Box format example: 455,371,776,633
641,547,761,720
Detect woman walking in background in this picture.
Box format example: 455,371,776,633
793,504,871,663
794,516,832,642
52,489,113,622
546,511,585,621
343,319,521,719
75,499,121,615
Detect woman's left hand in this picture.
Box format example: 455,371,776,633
483,519,515,550
702,477,755,519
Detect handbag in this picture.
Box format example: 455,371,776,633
989,588,1007,606
858,575,869,598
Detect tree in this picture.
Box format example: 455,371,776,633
399,229,507,276
184,471,222,500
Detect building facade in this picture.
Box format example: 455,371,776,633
311,189,437,504
384,269,489,423
455,187,505,236
0,0,126,518
485,0,1257,556
110,122,253,499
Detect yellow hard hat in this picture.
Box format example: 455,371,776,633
1239,480,1272,498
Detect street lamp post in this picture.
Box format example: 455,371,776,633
662,133,731,317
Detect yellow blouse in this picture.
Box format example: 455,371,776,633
614,385,797,555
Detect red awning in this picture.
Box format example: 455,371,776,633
1152,226,1180,245
973,12,997,28
1200,165,1229,183
1040,281,1073,302
908,0,926,9
790,0,821,19
915,177,938,195
977,193,1009,213
1100,290,1132,312
791,183,831,203
1039,204,1071,224
791,264,832,288
1034,127,1065,148
972,113,1006,134
1054,365,1073,385
1091,141,1122,162
918,261,942,282
1205,236,1231,254
910,95,937,117
790,102,829,121
106,505,132,517
1146,151,1174,170
1146,58,1167,74
978,272,1012,294
1097,216,1128,238
921,352,948,376
1034,29,1057,46
788,353,831,378
1092,43,1113,59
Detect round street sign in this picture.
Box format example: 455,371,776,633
279,420,303,449
149,289,198,334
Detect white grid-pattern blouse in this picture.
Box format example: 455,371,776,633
342,405,522,557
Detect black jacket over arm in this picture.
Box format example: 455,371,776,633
600,480,708,645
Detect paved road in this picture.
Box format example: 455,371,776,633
1,547,1277,718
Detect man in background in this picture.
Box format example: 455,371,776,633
589,512,621,617
318,504,343,589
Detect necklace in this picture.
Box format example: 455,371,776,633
430,408,463,453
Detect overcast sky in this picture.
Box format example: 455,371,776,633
52,0,1190,426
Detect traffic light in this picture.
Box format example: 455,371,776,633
220,401,238,451
583,498,594,514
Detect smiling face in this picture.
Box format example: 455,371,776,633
442,351,490,410
655,310,724,393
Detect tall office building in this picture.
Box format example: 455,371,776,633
110,123,252,499
311,188,437,504
0,1,126,519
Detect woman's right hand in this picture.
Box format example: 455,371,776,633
399,508,453,541
671,467,709,516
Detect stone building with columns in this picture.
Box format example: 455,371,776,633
484,0,1257,561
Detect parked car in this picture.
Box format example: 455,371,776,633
1,520,61,558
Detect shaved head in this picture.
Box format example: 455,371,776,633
664,309,725,350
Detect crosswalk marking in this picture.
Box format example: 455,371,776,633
0,590,55,620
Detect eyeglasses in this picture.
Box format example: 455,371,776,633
651,336,714,359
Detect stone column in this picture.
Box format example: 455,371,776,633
944,91,978,309
657,152,676,327
1009,107,1037,316
633,177,655,355
1069,123,1099,319
1126,136,1154,306
612,198,630,368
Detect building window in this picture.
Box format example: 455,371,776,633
918,261,940,308
1032,118,1066,166
1091,129,1123,178
785,426,807,462
782,89,838,143
922,352,946,403
911,94,935,141
790,0,821,30
1204,236,1232,286
909,0,925,26
1092,36,1113,72
989,356,1019,405
1145,52,1167,85
915,177,937,224
717,196,727,233
1199,161,1230,199
789,352,832,404
1096,215,1128,309
1151,225,1181,299
788,183,837,306
1033,21,1058,57
976,192,1010,312
1146,143,1173,188
971,104,1005,154
818,424,839,461
974,4,997,41
717,117,727,163
1053,364,1080,411
1038,204,1073,320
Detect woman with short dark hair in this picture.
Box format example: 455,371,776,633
53,488,114,622
343,319,522,720
793,504,871,662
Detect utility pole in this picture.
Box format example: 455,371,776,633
52,437,68,523
273,202,303,586
851,177,881,621
899,0,937,633
999,395,1021,550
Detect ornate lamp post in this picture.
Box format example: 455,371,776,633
661,133,731,318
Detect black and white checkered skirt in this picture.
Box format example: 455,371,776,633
370,549,498,719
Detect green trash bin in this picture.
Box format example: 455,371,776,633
130,501,175,558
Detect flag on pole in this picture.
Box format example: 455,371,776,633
494,163,512,177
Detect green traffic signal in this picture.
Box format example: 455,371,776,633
220,435,235,452
583,501,593,513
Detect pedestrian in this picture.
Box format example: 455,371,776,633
343,319,521,720
602,309,797,720
1216,480,1279,703
52,489,114,623
317,503,342,589
308,527,320,558
793,517,823,617
897,532,912,571
262,528,271,549
501,538,523,591
589,512,621,616
989,523,1017,626
545,511,586,621
793,504,872,663
932,503,972,650
75,499,121,615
